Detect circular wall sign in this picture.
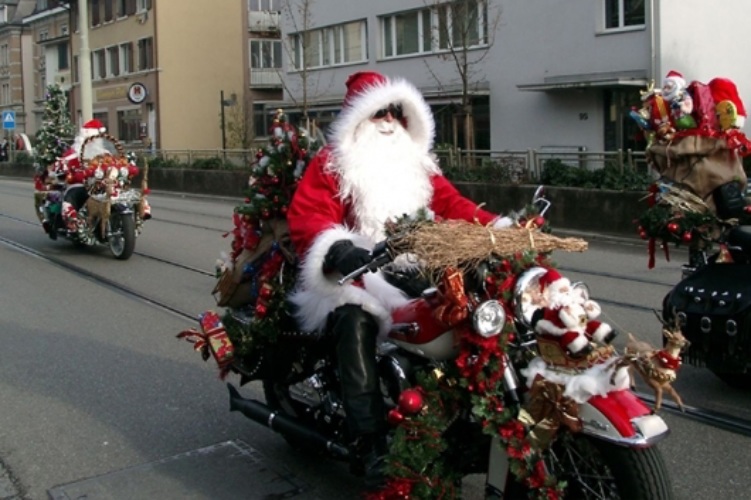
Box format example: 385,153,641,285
127,83,148,104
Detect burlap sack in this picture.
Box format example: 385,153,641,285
647,136,747,213
212,218,295,308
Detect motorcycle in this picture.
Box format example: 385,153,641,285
33,133,150,260
660,180,751,388
183,187,674,499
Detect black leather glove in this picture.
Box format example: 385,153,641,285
323,240,372,276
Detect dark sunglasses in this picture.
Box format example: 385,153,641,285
372,104,403,120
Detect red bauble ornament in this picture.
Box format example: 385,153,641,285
639,230,648,240
744,205,751,214
387,408,405,426
681,231,693,243
261,209,271,219
666,222,679,233
397,388,424,415
533,216,545,227
259,283,274,300
280,205,288,215
254,303,268,318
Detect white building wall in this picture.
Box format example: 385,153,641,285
280,0,750,152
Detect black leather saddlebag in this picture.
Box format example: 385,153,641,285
664,263,751,371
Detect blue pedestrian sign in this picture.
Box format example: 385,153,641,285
2,110,15,130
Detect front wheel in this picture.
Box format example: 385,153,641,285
504,433,673,499
109,213,136,260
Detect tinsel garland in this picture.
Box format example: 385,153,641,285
372,252,566,500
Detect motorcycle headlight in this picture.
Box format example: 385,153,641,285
94,168,104,180
473,300,506,337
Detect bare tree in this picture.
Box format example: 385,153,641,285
278,0,333,137
428,0,501,152
225,95,253,149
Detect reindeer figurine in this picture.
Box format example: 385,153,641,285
616,311,690,412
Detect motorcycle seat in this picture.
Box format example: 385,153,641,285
727,225,751,256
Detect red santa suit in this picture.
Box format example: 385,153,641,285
287,72,508,334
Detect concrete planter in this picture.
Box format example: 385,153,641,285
1,164,644,238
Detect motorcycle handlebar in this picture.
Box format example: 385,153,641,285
337,239,393,285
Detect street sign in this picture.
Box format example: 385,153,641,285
2,110,15,130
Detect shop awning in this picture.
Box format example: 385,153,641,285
517,70,648,91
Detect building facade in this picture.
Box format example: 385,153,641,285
278,0,751,154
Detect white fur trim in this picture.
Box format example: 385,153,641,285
492,216,513,229
558,304,585,329
331,78,436,159
582,299,601,319
737,115,746,128
590,323,613,343
521,356,632,404
567,334,590,353
536,318,567,336
289,225,409,336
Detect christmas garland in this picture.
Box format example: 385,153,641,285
215,110,321,368
371,251,566,500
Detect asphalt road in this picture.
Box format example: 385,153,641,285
0,177,750,499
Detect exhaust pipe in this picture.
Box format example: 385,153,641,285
227,383,349,459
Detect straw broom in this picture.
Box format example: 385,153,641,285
388,220,588,273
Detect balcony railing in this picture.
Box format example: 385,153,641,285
248,11,280,32
250,68,282,88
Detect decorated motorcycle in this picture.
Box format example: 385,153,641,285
633,71,751,388
179,112,675,499
33,133,151,260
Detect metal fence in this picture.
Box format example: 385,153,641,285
102,147,650,179
434,148,649,183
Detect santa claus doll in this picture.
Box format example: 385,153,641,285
532,269,616,357
661,70,696,130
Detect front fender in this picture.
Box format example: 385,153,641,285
581,390,669,447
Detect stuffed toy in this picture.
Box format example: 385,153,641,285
532,269,617,358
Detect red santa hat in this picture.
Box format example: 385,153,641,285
83,119,106,133
538,269,563,291
708,77,747,128
343,71,388,109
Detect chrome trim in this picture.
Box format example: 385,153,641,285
700,316,712,333
727,320,738,337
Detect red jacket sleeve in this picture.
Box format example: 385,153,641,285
429,175,497,225
287,146,346,256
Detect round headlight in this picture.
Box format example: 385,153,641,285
120,166,129,178
473,300,506,338
94,168,104,180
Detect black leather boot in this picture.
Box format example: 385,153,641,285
329,304,387,486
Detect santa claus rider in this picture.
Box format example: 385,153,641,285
42,119,110,239
286,71,514,489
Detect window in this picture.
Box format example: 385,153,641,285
137,37,153,71
91,0,100,26
605,0,645,29
39,31,49,42
36,0,48,10
72,55,78,82
381,1,488,58
1,83,10,105
250,39,282,69
120,42,133,73
136,0,151,12
92,49,106,79
107,46,119,76
117,109,141,142
57,42,69,70
118,0,136,17
0,44,7,67
61,25,69,36
104,0,113,22
292,20,366,69
249,0,277,12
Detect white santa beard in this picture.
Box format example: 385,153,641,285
337,120,434,241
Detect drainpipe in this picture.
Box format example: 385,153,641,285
649,0,659,82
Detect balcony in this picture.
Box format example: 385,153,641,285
250,68,282,88
248,11,280,32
